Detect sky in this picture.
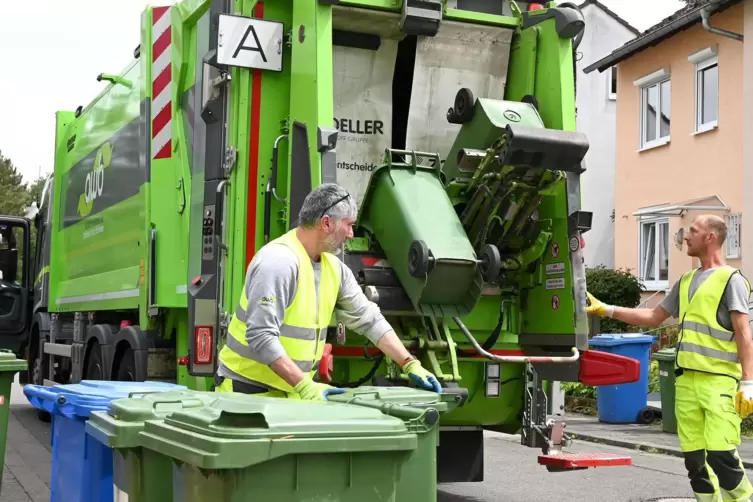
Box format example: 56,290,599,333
0,0,686,183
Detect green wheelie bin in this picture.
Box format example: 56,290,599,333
0,349,28,494
328,386,457,502
357,150,484,318
652,348,677,434
136,392,419,501
85,390,220,501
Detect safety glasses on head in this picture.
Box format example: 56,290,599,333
319,192,351,220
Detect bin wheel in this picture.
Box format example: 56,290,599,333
453,88,475,124
479,244,502,282
637,407,657,424
408,240,430,278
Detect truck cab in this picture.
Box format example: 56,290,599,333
0,174,53,382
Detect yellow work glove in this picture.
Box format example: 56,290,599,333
735,381,753,418
293,376,345,401
586,292,614,318
403,359,442,393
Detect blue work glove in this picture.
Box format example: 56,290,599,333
293,376,345,401
403,359,442,393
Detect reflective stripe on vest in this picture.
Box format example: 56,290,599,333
676,265,750,380
217,229,341,393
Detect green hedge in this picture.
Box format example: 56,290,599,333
586,266,645,333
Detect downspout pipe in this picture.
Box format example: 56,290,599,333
701,0,743,41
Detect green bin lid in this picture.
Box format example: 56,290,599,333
651,348,677,362
137,393,417,470
86,390,218,449
0,349,27,372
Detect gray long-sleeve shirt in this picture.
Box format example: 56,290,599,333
218,241,392,382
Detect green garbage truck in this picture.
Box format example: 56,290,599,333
0,0,640,481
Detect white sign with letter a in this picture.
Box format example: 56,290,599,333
217,14,283,72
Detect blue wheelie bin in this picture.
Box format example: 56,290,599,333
24,380,186,502
588,334,656,424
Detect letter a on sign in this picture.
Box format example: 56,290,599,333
217,14,283,72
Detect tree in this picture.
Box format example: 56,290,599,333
586,266,645,333
0,150,31,217
26,176,46,208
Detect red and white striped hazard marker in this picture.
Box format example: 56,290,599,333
152,5,172,160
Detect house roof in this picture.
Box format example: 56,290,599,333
578,0,641,36
582,0,742,74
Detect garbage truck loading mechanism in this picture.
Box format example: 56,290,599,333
0,0,642,481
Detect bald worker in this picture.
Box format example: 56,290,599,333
586,215,753,502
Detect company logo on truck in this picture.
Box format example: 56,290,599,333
333,118,384,136
77,142,112,217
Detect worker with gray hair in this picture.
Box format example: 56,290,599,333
215,183,442,400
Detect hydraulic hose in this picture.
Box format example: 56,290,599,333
455,307,504,357
452,317,579,363
331,353,385,388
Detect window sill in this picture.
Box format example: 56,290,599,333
693,121,718,136
641,280,669,292
638,138,670,153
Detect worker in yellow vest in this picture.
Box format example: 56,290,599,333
214,183,442,401
586,215,753,502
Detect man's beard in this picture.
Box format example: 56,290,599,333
323,232,343,254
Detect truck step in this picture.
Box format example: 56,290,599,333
537,453,632,472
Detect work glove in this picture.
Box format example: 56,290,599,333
403,359,442,393
293,376,345,402
735,381,753,418
585,292,614,318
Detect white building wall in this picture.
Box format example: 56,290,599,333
576,5,637,269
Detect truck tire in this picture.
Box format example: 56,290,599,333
85,341,104,380
115,346,136,381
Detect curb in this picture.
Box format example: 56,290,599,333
569,432,753,470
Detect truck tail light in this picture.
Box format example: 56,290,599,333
529,3,545,11
194,326,213,365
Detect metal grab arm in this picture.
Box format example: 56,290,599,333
452,317,580,363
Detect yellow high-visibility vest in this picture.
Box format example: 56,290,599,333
676,265,750,381
217,229,341,393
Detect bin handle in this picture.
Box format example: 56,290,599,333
151,398,209,410
23,384,59,403
127,391,166,398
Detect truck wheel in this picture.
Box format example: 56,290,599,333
85,341,104,380
115,346,136,381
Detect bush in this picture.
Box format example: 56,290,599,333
586,266,645,333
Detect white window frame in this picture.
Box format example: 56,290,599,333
608,66,617,100
689,45,719,133
634,68,671,150
724,213,741,259
639,217,670,291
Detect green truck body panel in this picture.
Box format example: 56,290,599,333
9,0,622,480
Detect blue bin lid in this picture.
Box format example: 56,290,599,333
589,333,656,347
24,380,186,420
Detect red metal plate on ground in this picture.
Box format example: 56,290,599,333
538,453,632,469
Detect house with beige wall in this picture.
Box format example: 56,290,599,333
584,0,745,306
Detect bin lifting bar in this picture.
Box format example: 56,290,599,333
453,317,580,363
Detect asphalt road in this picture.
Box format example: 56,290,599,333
438,431,703,502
